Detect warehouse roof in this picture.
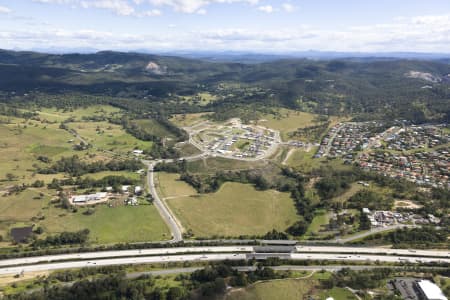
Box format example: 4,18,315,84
417,280,447,300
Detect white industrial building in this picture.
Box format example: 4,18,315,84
134,186,143,195
71,192,108,203
132,149,143,155
416,280,447,300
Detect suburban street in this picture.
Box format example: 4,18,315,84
321,123,346,156
185,120,282,162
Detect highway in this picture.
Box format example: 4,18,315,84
0,252,448,276
295,246,450,258
0,246,254,268
0,245,448,269
0,254,247,276
289,253,449,264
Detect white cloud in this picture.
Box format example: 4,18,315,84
282,3,295,13
148,0,259,14
80,0,135,15
33,0,159,16
2,13,450,53
32,0,258,15
0,5,12,13
31,0,261,15
258,5,273,13
32,0,75,3
411,14,450,26
139,8,162,16
200,28,314,42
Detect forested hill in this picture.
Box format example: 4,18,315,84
0,49,449,122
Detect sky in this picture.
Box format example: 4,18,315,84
0,0,449,53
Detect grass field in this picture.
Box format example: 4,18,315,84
68,121,152,153
180,92,217,107
303,207,361,240
259,108,346,141
0,121,85,188
0,106,172,245
434,275,450,296
312,271,333,280
0,186,170,244
0,189,50,239
227,277,357,300
286,148,353,173
167,182,300,237
80,170,142,181
175,142,202,157
332,182,394,205
0,189,47,221
134,119,177,140
285,147,324,171
170,112,212,127
0,106,150,183
305,209,332,237
331,183,363,204
259,109,318,138
37,105,121,122
232,139,251,151
1,272,182,296
0,106,134,189
36,106,149,155
320,287,358,300
41,204,170,244
187,157,267,174
226,278,318,300
155,172,197,199
0,120,135,189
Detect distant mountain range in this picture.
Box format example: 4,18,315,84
160,50,450,63
21,48,450,63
